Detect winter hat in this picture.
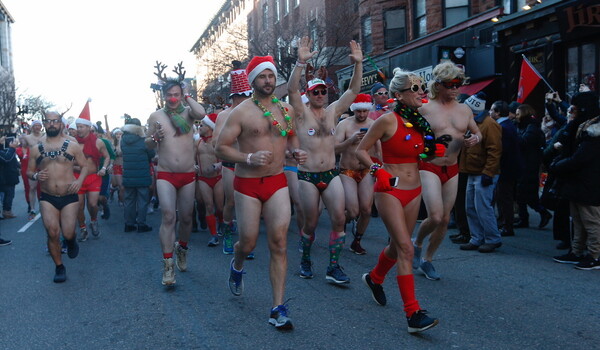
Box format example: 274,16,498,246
125,118,141,126
76,99,93,126
307,78,327,91
230,69,253,97
202,113,218,129
31,120,43,127
464,92,487,115
571,91,600,122
68,123,76,130
371,82,386,95
350,94,374,111
246,56,277,84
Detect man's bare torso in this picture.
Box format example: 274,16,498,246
296,106,338,171
149,108,195,173
35,138,79,196
338,117,375,170
197,139,219,178
419,99,472,166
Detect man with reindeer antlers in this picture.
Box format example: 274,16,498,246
145,62,206,286
288,36,363,284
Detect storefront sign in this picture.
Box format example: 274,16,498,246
412,66,434,85
361,70,383,89
557,0,600,41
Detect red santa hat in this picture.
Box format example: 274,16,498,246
230,69,253,97
246,56,277,84
350,94,374,111
76,99,93,126
202,113,218,129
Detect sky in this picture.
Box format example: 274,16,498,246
4,0,224,129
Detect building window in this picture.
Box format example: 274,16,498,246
262,2,269,30
309,20,318,51
415,0,427,38
444,0,469,27
567,43,598,97
384,8,406,49
275,0,280,22
361,16,372,54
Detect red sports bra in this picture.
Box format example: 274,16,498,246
381,112,425,164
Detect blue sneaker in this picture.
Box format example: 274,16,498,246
419,260,441,280
222,224,234,255
246,251,255,259
299,259,313,279
269,303,293,330
412,240,421,270
326,264,350,284
228,259,245,296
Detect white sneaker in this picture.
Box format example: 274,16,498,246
162,258,176,286
90,220,100,237
174,242,188,272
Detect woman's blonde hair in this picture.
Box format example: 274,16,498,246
389,67,419,99
428,61,468,100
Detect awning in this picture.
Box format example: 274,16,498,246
459,78,495,96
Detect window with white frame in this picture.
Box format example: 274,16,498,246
445,0,469,27
415,0,427,38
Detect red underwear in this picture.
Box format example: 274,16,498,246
233,173,288,203
112,164,123,175
340,168,370,183
197,175,222,189
419,161,459,185
75,173,102,194
157,171,196,190
376,186,422,207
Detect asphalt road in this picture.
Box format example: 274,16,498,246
1,184,599,350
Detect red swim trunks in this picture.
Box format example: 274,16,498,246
419,161,459,185
233,173,288,203
197,175,222,189
112,164,123,175
157,171,196,190
376,186,422,207
75,173,102,194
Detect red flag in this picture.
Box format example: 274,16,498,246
517,58,542,103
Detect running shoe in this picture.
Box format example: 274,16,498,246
228,259,245,296
207,235,219,247
326,264,350,284
407,310,438,333
269,304,293,330
350,238,366,255
0,238,12,246
419,260,441,280
222,225,234,255
299,259,313,279
174,242,188,272
90,221,100,237
65,238,79,259
53,265,67,283
77,227,88,242
162,258,176,286
362,273,386,306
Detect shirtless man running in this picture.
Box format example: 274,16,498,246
28,112,89,283
215,55,307,330
288,36,363,284
146,67,206,286
413,62,481,280
23,120,45,219
335,94,381,255
212,63,252,254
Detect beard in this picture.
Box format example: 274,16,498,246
253,84,274,97
46,127,61,137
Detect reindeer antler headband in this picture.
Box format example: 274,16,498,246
154,61,187,91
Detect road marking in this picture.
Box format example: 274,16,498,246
18,213,41,232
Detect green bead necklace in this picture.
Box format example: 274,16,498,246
252,94,294,137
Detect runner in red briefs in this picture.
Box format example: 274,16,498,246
233,173,288,203
157,171,196,190
418,161,458,185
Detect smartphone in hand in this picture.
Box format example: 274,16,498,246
360,128,368,133
464,130,472,139
389,177,399,187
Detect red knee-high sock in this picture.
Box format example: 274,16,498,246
396,274,421,317
206,214,217,236
369,248,397,284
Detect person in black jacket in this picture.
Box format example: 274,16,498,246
0,136,20,219
121,118,155,233
552,91,600,269
514,104,552,229
490,101,522,237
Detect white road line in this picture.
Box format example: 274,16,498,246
17,213,41,232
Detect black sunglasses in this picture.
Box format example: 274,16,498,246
400,84,427,93
439,81,462,89
43,119,62,125
311,89,327,96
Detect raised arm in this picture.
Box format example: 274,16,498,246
288,36,318,117
185,95,206,120
333,41,363,116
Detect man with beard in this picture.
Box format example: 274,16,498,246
22,120,45,219
288,36,363,284
412,62,481,280
145,66,206,286
215,55,307,330
75,102,111,241
27,112,89,282
334,94,381,255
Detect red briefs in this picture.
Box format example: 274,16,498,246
157,171,195,190
74,173,102,194
112,164,123,175
233,173,288,203
340,168,370,183
419,161,459,185
376,186,422,207
197,175,222,189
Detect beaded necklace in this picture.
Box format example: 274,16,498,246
393,103,436,158
252,94,294,137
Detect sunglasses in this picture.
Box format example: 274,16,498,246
311,89,327,96
439,79,463,89
400,84,427,93
194,120,202,125
374,91,388,96
43,119,61,125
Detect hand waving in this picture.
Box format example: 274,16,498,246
298,36,318,63
348,40,363,64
